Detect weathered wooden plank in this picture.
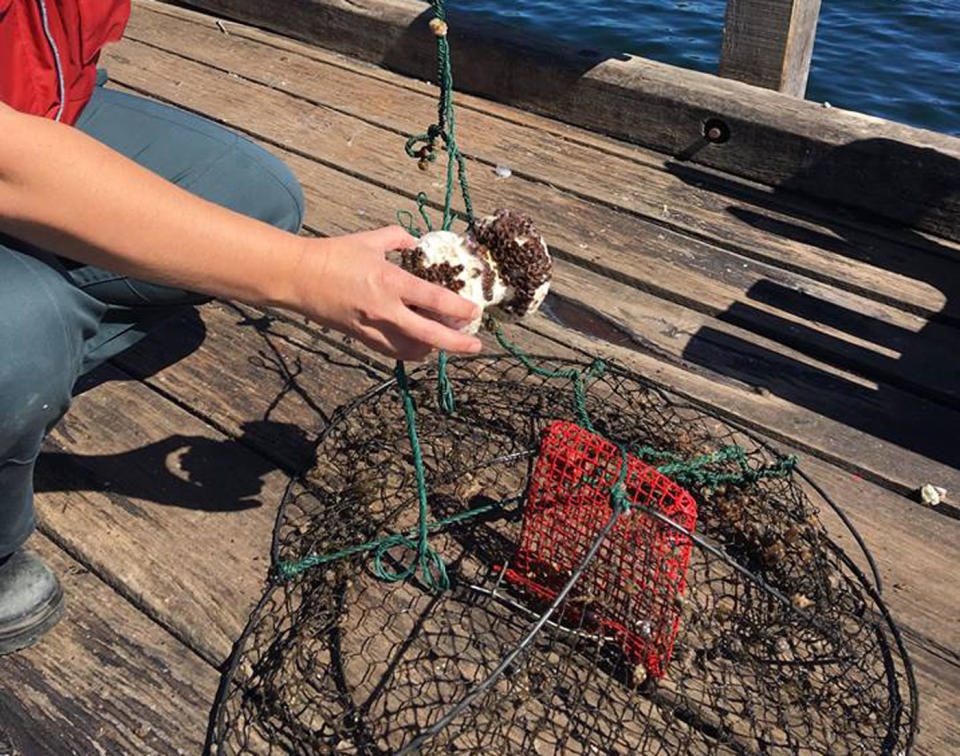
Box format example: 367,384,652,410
111,301,385,470
123,2,959,324
911,649,960,755
719,0,822,96
102,28,960,372
36,314,385,664
543,263,960,498
115,58,960,501
167,0,960,241
38,368,284,664
100,40,960,417
0,535,216,754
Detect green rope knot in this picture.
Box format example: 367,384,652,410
586,359,607,379
404,124,443,161
372,532,450,591
275,559,310,581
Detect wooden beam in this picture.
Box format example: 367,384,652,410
167,0,960,243
719,0,822,96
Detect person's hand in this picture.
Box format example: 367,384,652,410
289,226,483,361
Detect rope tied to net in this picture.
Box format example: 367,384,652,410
493,320,607,432
275,495,515,581
276,323,797,584
275,0,796,590
493,320,797,492
372,361,450,590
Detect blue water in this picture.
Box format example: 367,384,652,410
436,1,960,136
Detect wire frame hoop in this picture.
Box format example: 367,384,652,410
206,354,917,755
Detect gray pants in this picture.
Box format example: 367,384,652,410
0,82,304,557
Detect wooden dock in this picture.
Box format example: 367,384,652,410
1,0,958,752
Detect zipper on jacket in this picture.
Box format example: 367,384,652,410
36,0,66,121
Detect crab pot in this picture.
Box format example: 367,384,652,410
207,355,917,755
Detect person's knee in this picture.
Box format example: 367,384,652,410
229,139,306,234
0,345,76,462
0,301,78,463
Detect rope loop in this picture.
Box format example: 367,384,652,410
417,192,434,233
372,533,451,591
404,132,437,159
397,209,420,238
393,360,451,592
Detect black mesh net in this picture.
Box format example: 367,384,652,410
206,354,917,755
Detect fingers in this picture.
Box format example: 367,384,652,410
364,224,418,252
359,332,432,362
395,307,482,355
398,271,481,322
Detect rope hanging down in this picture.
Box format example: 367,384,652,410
397,0,474,237
274,0,797,588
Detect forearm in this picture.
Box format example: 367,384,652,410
0,104,305,308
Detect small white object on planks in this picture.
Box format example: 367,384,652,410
920,483,947,507
401,209,552,334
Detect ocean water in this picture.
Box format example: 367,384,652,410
435,0,959,136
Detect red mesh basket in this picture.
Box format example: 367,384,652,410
504,421,698,678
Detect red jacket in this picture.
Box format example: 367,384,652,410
0,0,130,124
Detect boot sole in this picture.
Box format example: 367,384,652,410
0,584,65,656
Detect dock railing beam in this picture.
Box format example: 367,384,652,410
719,0,822,97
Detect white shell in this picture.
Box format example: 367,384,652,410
413,231,505,334
410,219,552,334
486,232,551,321
920,483,947,507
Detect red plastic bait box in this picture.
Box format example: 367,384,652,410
504,421,698,678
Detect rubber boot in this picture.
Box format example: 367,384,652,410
0,550,64,655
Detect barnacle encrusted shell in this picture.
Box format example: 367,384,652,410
401,211,552,334
401,230,504,334
470,209,552,320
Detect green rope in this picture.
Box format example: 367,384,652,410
402,0,474,230
494,320,797,490
276,496,514,581
396,192,435,238
330,0,474,592
437,350,455,414
642,444,797,490
377,361,449,591
275,0,797,590
396,209,419,238
493,321,606,432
